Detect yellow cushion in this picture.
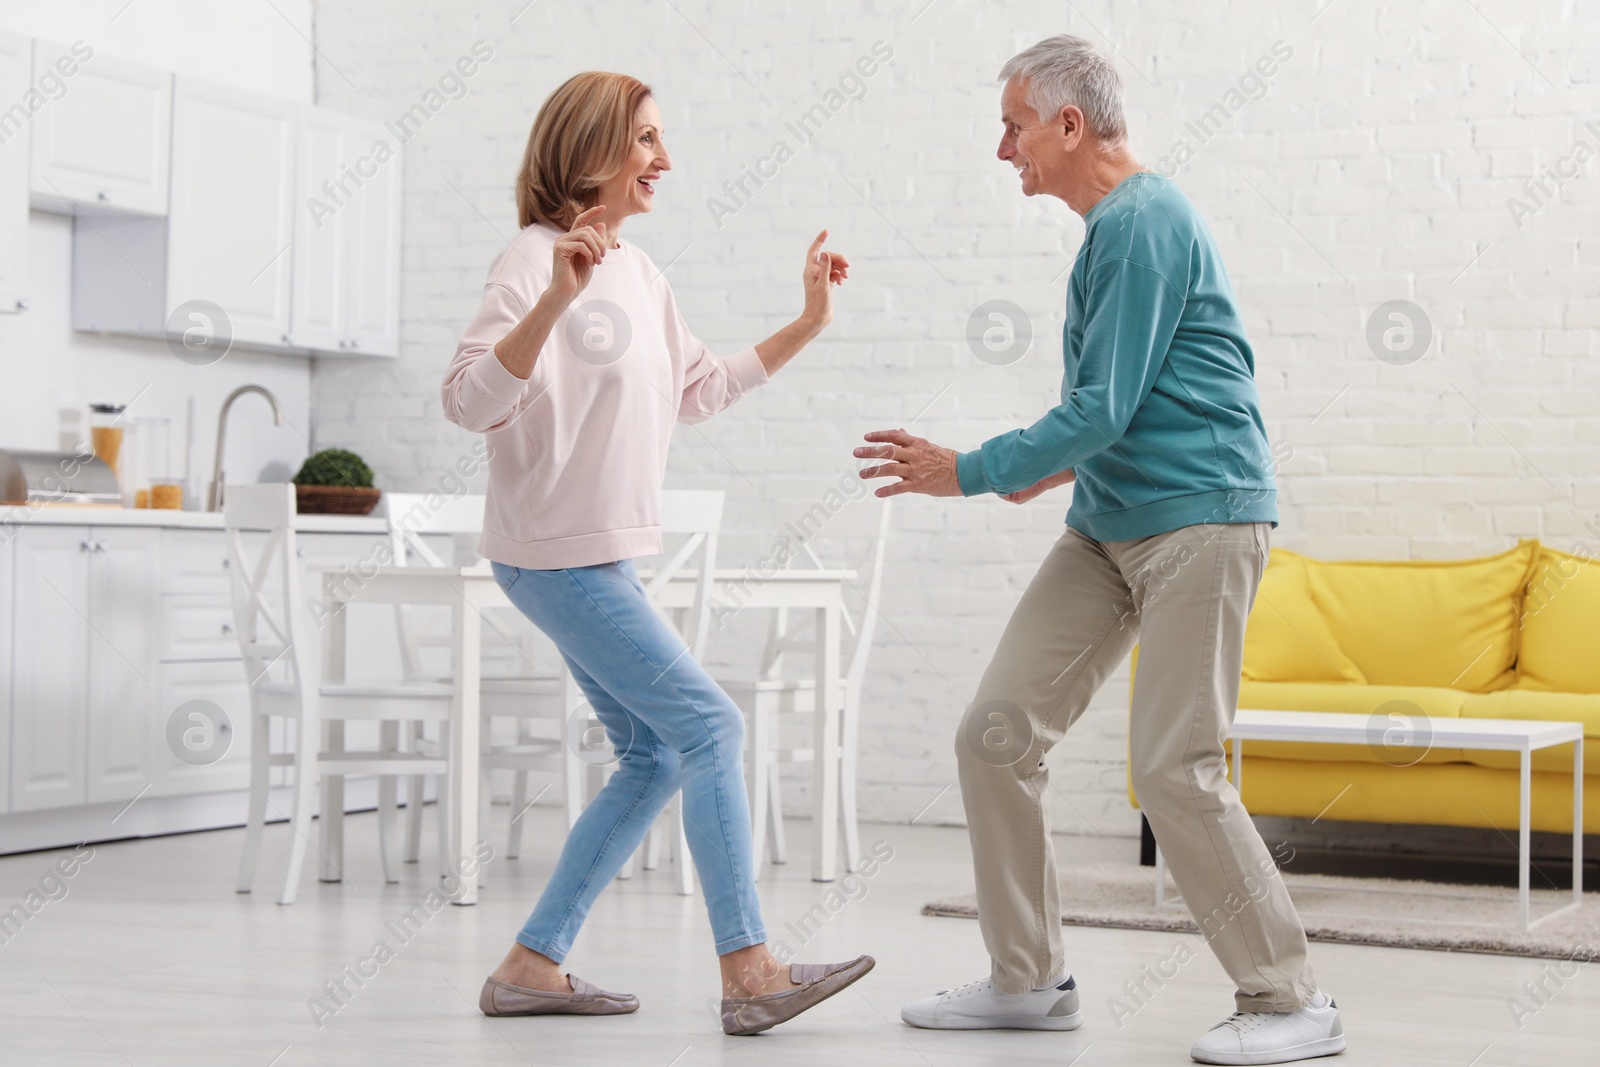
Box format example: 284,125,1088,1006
1517,545,1600,693
1305,540,1538,692
1237,680,1467,765
1457,688,1600,775
1242,551,1365,684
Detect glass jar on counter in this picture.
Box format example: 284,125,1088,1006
124,415,182,509
89,403,126,487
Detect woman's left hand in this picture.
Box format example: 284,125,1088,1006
801,229,849,330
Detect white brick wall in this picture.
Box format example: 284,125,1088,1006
306,0,1600,838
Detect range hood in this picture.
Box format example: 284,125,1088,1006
0,449,122,506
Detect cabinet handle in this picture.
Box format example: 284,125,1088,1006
221,557,230,568
14,299,28,311
221,622,234,635
79,540,92,552
282,333,293,345
97,191,110,202
94,540,107,552
349,338,360,350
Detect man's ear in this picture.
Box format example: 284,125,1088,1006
1057,104,1085,150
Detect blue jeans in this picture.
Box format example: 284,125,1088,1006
490,559,767,959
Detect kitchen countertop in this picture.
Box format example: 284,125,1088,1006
0,504,389,533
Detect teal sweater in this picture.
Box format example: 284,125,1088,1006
955,172,1278,541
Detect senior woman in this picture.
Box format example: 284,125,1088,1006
441,71,872,1036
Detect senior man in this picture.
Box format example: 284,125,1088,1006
858,36,1345,1066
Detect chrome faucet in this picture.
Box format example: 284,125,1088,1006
208,385,286,511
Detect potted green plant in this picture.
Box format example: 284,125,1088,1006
292,448,381,514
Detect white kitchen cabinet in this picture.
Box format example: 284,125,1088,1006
3,519,428,844
161,528,235,595
57,55,403,356
71,77,298,348
0,33,31,314
292,107,401,357
339,122,402,357
160,594,241,661
10,526,92,811
29,41,171,216
85,527,160,803
150,660,251,798
168,77,298,347
9,525,160,811
0,532,13,814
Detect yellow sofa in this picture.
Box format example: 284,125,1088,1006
1130,539,1598,835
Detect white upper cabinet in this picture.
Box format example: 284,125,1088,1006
338,116,402,357
0,32,30,314
288,107,345,353
29,41,171,216
291,107,401,357
167,77,298,348
60,59,401,357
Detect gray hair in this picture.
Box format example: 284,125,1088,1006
998,35,1127,144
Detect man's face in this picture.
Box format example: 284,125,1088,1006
997,78,1058,197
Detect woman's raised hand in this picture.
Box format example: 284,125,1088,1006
801,229,850,330
548,205,610,306
730,227,851,377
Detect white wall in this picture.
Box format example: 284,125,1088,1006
0,0,317,503
307,0,1600,836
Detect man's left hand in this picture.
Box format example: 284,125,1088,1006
855,429,963,498
1001,468,1076,504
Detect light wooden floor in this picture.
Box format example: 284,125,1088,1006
1,804,1595,1066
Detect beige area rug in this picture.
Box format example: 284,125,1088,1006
923,862,1600,960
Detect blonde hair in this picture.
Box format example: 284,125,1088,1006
515,71,653,230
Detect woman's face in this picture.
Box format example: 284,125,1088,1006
594,97,671,224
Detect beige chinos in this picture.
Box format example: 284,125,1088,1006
955,519,1317,1012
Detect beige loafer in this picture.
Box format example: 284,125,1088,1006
721,955,875,1035
479,974,639,1017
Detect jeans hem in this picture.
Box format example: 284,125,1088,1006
714,930,768,956
514,931,566,964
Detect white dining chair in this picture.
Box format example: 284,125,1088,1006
381,492,576,881
226,483,454,905
717,495,892,878
622,489,725,896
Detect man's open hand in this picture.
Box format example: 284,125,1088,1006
855,429,963,498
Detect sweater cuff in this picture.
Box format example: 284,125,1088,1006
955,449,990,497
470,350,532,404
722,346,770,393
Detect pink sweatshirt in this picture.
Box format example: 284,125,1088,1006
442,221,768,569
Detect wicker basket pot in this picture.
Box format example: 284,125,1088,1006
294,484,382,515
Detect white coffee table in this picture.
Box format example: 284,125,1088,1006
1150,709,1584,932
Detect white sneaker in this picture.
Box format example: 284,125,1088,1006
1190,991,1346,1065
900,975,1082,1030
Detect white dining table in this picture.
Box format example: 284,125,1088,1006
311,561,857,891
644,568,855,883
309,562,501,906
